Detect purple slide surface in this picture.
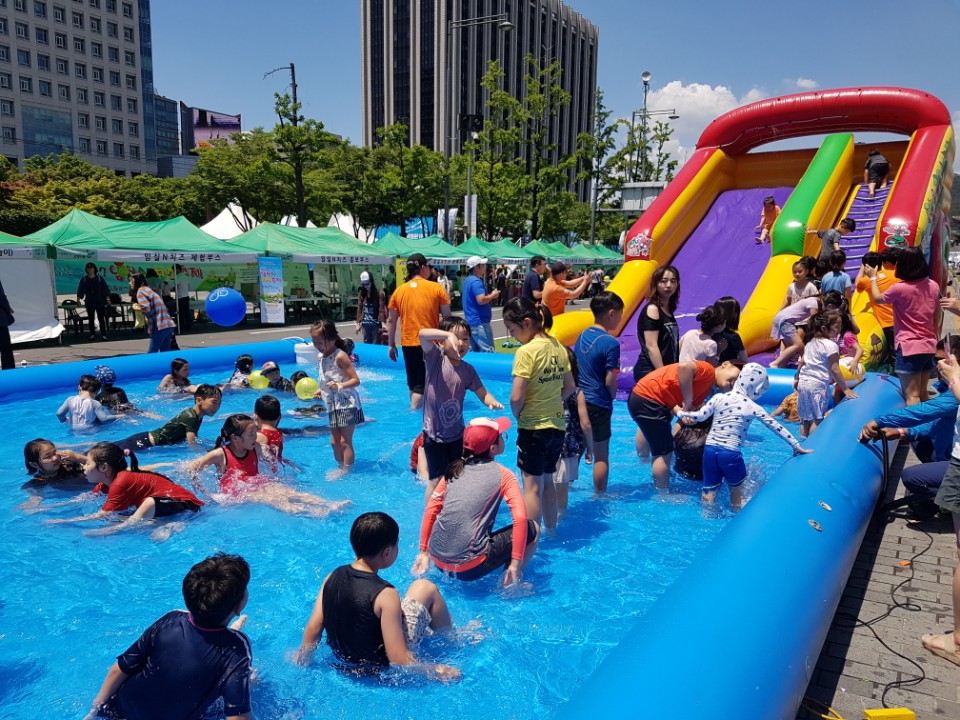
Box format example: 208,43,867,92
619,187,792,389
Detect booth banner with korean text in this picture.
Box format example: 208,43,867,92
258,256,285,324
52,260,309,297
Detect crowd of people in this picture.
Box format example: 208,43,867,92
18,190,960,715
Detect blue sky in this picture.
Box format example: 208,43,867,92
152,0,959,170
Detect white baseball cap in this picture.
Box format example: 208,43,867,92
466,256,487,269
360,271,371,284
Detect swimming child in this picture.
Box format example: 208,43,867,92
555,348,592,518
45,441,203,535
678,304,725,364
296,511,458,681
189,414,348,518
310,320,365,477
771,392,800,423
22,438,88,493
254,394,300,473
418,316,503,502
261,361,295,393
779,258,819,309
503,297,575,532
755,195,781,244
115,384,222,451
157,358,198,394
769,296,821,369
288,370,327,417
678,363,812,510
56,374,118,429
343,337,360,366
227,354,255,387
412,417,539,586
795,310,858,437
87,553,253,719
92,365,139,415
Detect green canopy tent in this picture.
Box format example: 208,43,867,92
452,236,541,265
29,209,264,330
373,233,469,263
231,223,395,322
29,209,258,264
523,240,585,263
230,224,392,265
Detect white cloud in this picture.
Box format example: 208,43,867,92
641,81,769,170
788,77,819,91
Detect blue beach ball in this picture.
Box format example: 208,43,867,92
205,287,247,327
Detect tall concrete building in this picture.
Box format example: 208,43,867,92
0,0,156,175
361,0,598,198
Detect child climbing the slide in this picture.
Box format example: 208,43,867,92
755,195,780,244
769,296,821,369
677,363,811,510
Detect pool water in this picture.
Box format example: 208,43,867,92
0,359,798,719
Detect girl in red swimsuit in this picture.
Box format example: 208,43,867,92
189,414,349,518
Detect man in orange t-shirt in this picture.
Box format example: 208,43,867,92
628,360,742,491
854,248,900,366
387,253,451,410
541,262,589,317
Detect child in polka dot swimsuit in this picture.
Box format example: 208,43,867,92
677,363,812,511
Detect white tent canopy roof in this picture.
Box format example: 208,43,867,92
278,215,317,229
200,203,259,240
328,213,375,244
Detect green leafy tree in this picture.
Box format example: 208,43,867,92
368,123,445,236
272,92,343,227
576,89,625,243
620,117,677,183
328,143,376,239
192,129,289,226
471,62,530,242
516,54,573,242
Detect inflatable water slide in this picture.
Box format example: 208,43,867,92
552,87,954,375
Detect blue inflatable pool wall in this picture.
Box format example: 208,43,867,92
2,341,903,718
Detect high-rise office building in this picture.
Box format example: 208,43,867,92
0,0,156,175
153,92,177,156
361,0,598,199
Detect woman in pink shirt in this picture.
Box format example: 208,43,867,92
864,246,939,405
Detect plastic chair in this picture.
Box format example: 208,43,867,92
60,300,86,335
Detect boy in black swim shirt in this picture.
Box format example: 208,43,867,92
87,553,253,720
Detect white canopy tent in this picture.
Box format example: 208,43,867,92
278,215,318,229
328,213,375,244
200,203,259,240
0,243,62,343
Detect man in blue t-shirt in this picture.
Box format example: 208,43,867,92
462,256,500,352
574,291,625,494
521,256,546,303
88,553,253,720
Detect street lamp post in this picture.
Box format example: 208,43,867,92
630,108,679,180
638,70,651,182
442,12,514,243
